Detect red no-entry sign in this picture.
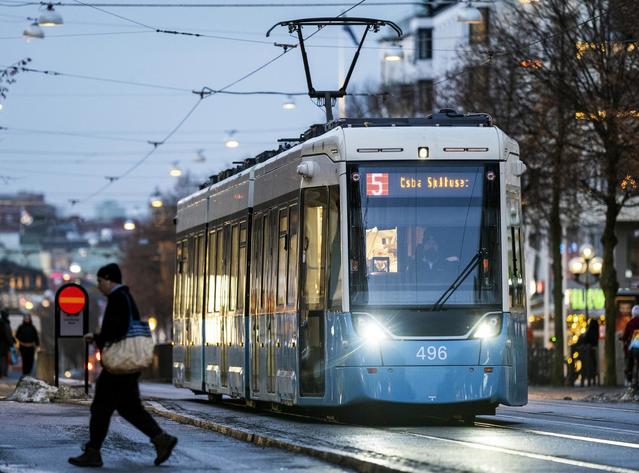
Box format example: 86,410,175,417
54,283,90,394
58,285,87,314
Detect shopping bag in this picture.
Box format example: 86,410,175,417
101,319,154,374
9,346,18,365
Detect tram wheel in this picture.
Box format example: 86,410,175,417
207,393,223,403
462,414,476,426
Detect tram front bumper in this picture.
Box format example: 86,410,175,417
332,365,514,406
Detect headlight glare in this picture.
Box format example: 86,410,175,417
473,314,502,339
353,314,388,345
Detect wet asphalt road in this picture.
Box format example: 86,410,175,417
1,384,638,473
0,401,348,472
144,390,639,473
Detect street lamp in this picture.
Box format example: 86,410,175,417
23,19,45,40
224,130,239,149
282,96,296,110
38,4,64,27
568,244,603,320
457,2,483,24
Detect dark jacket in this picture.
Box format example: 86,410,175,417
16,322,39,348
95,285,140,350
583,319,599,347
622,316,639,350
0,318,14,355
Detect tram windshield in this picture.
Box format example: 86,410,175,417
347,162,501,307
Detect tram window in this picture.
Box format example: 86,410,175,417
215,227,225,312
328,185,342,310
186,237,195,317
262,214,271,312
302,188,328,310
277,209,289,307
206,231,217,314
195,234,205,315
175,241,185,318
251,214,263,314
507,191,525,309
288,205,299,307
238,223,247,312
230,224,239,311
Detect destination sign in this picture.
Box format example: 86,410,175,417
365,171,478,197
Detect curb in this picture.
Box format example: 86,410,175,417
145,401,410,473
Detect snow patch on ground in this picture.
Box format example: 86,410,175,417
5,377,89,403
584,386,639,402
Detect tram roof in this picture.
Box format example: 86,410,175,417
179,110,516,209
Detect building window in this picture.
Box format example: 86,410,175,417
416,28,433,60
469,8,490,44
628,229,639,282
417,80,434,113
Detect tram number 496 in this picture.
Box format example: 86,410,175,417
416,346,448,361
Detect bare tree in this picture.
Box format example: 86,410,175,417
562,0,639,384
120,173,199,342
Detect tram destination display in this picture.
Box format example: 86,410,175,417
364,170,487,197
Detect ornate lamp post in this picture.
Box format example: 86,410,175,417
568,244,603,319
568,244,603,386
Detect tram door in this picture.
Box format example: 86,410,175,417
299,188,328,396
218,225,229,386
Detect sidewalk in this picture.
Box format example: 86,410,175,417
0,376,18,399
528,384,631,402
2,378,635,403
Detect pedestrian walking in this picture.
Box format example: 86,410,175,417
0,309,15,378
68,263,177,468
580,318,599,386
621,304,639,385
15,313,40,377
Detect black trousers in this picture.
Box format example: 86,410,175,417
87,370,162,450
19,347,35,375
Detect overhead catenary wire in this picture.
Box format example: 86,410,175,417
11,66,385,97
1,1,424,6
61,0,368,207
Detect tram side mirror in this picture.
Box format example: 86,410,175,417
510,159,527,177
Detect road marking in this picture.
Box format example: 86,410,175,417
476,421,639,449
493,413,639,436
404,431,639,473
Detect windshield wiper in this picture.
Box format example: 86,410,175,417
432,248,487,311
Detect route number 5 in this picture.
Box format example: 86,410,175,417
366,173,389,196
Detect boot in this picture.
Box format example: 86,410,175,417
68,446,103,468
152,432,177,466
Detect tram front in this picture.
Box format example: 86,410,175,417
336,158,527,414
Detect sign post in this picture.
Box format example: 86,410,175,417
55,283,90,394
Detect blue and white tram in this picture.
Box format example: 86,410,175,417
172,110,527,419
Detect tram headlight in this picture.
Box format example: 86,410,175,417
353,314,388,345
472,314,502,339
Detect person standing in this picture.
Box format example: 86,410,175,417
621,305,639,385
16,313,40,377
68,263,177,468
0,309,15,378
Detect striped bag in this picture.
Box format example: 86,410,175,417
101,295,154,374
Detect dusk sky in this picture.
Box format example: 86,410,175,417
1,1,415,218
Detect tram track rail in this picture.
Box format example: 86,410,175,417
147,397,639,473
497,406,639,430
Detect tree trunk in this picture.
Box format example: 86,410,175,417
600,193,620,386
550,183,564,385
